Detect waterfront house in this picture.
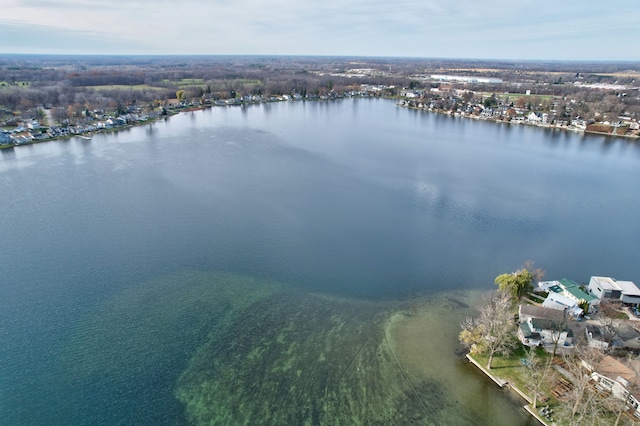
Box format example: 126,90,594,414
518,321,542,347
10,131,34,144
517,317,572,349
527,112,542,123
518,304,572,348
518,304,567,323
573,118,587,129
588,355,640,418
26,121,41,130
588,276,640,305
541,293,584,317
0,130,12,145
539,279,598,309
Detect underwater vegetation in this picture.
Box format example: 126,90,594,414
175,291,463,425
63,271,523,425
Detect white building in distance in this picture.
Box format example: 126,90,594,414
430,75,503,84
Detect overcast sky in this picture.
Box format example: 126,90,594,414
2,0,638,60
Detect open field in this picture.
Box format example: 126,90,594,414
84,84,167,91
477,92,560,101
0,81,30,89
162,78,208,89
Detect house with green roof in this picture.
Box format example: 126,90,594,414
539,278,598,308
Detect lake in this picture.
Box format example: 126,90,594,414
1,98,639,425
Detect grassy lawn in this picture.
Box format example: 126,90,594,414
84,84,166,91
470,346,562,408
477,92,560,102
0,81,31,90
526,293,546,303
162,78,208,89
472,346,530,388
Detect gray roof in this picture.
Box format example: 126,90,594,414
519,304,567,322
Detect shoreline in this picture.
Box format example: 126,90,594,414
398,103,640,141
4,97,637,151
465,354,549,426
1,97,358,150
385,293,539,425
0,113,175,149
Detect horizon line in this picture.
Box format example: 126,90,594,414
1,53,639,65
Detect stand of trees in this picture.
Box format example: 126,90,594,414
1,55,638,127
459,294,516,370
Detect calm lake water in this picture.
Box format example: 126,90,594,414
1,98,639,425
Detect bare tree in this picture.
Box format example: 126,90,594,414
524,347,553,410
549,308,571,358
459,293,516,370
558,347,608,426
523,260,545,284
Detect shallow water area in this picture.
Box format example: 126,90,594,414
63,271,531,425
386,293,534,425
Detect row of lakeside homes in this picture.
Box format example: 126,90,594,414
518,276,640,419
1,114,150,146
587,355,640,419
518,276,640,351
517,303,640,418
536,276,640,313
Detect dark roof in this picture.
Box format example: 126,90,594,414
519,322,541,339
531,318,570,332
519,304,566,322
585,324,603,338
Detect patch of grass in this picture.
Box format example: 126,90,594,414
470,346,560,408
162,78,208,89
84,84,166,91
527,293,546,303
478,92,560,102
0,81,31,90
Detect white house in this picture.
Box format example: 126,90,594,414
542,292,584,317
527,112,542,123
539,279,599,309
518,304,573,349
588,355,640,418
589,276,640,305
517,317,572,349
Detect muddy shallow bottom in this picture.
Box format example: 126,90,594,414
64,271,532,425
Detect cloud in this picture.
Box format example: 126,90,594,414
0,20,153,54
1,0,639,59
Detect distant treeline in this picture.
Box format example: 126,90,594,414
0,55,638,125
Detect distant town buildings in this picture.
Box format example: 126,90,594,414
430,74,503,84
